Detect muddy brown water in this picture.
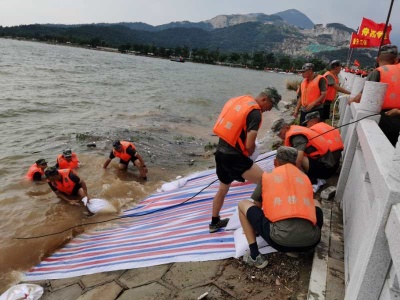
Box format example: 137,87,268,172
0,38,298,291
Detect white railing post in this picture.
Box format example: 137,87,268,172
336,81,387,203
340,76,366,139
386,204,400,295
338,73,357,127
342,120,398,299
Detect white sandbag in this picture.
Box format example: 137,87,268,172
249,139,260,161
233,227,277,258
0,284,43,300
81,197,117,214
159,178,188,192
233,227,268,258
225,206,241,231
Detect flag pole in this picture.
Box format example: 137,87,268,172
347,24,361,67
378,0,395,54
347,48,354,67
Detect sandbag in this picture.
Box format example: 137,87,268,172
159,178,188,192
233,227,276,258
81,197,117,214
225,206,241,231
0,284,43,300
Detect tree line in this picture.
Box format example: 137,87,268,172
117,42,327,71
0,24,376,70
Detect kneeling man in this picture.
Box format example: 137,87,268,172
238,146,323,268
45,166,89,206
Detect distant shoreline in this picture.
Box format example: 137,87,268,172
0,36,300,74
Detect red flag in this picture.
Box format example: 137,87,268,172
349,32,370,48
354,59,360,67
358,17,392,47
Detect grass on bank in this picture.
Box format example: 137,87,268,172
286,79,302,92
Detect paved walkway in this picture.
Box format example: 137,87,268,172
309,194,345,300
22,185,345,300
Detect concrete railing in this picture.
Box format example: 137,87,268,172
335,72,400,299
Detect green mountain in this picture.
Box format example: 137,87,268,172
1,9,377,65
273,9,314,29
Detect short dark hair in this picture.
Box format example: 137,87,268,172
112,140,121,148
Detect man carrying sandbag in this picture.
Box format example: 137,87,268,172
45,166,89,206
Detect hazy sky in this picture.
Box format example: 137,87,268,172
1,0,399,42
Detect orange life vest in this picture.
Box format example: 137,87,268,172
262,164,316,225
377,64,400,110
26,164,44,180
284,125,329,159
301,75,326,106
112,141,136,161
310,122,344,152
50,169,76,195
213,95,262,156
57,153,79,169
323,71,339,101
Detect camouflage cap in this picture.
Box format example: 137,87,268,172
276,146,298,164
35,158,48,165
44,166,58,178
271,118,286,134
262,87,282,110
302,111,321,124
379,44,398,55
329,60,341,69
299,62,314,72
63,148,72,157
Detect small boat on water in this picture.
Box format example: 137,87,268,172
170,56,185,63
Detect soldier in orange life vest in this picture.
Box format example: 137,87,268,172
56,149,80,170
322,60,351,120
304,111,344,167
349,44,400,146
44,166,89,206
271,118,338,185
293,63,327,126
238,146,323,268
209,87,282,233
103,140,148,180
26,158,48,181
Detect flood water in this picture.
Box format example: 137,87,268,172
0,38,298,290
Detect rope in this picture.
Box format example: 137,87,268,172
15,113,381,239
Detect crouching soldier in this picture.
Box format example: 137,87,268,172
45,166,89,206
238,146,323,269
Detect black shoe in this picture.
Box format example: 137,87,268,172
209,218,229,233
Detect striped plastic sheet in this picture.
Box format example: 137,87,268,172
24,151,276,280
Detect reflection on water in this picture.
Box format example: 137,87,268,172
0,38,298,291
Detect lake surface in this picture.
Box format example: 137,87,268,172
0,38,298,290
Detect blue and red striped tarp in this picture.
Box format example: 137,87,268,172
24,152,276,280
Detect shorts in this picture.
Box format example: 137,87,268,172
307,159,338,181
215,150,254,185
246,206,323,252
322,101,333,120
379,110,400,147
119,157,138,165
